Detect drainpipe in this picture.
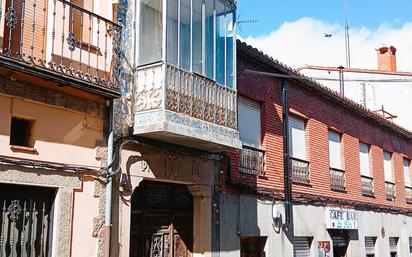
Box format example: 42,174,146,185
104,99,114,257
281,79,293,232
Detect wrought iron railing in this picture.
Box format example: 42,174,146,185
385,182,396,201
0,0,121,91
239,145,265,176
290,157,310,184
405,186,412,204
330,168,346,191
361,175,374,197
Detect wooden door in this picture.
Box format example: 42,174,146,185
130,181,193,257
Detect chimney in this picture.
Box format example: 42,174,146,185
376,45,397,72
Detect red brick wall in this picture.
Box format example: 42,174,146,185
222,49,412,212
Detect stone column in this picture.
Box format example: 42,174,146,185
189,185,213,257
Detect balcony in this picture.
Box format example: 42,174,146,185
134,62,241,151
405,186,412,204
361,175,374,197
0,0,121,98
385,182,396,201
330,168,346,191
290,158,310,185
239,146,265,176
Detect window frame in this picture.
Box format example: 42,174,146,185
328,130,343,170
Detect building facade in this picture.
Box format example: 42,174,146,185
218,41,412,257
298,45,412,131
111,0,241,257
0,0,121,256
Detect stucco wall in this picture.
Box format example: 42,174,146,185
220,193,412,257
0,94,103,167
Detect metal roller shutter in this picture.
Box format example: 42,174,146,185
409,237,412,253
389,237,398,253
364,237,375,255
238,97,261,148
293,237,311,257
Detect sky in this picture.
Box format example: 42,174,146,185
237,0,412,71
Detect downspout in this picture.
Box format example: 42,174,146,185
104,99,114,257
281,79,293,233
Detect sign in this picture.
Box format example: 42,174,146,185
317,241,331,257
325,208,358,229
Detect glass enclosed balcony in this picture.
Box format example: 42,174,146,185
133,0,241,151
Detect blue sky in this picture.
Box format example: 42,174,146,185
237,0,412,38
239,1,412,70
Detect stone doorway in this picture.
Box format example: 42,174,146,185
130,181,193,257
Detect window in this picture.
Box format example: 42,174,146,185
389,237,398,257
365,237,376,257
238,97,261,148
293,237,312,257
359,143,370,177
138,0,163,65
166,0,178,65
328,130,342,170
404,159,411,187
240,237,267,257
288,116,306,160
10,117,34,147
192,0,202,74
384,151,393,183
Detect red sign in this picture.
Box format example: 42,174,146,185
318,241,331,257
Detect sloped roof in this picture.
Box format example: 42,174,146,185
237,39,412,141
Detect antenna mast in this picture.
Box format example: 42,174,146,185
344,0,351,68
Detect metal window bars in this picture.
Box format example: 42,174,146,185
0,199,52,257
290,157,310,185
0,0,121,91
361,175,374,197
330,168,346,191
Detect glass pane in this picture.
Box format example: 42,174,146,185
225,8,235,88
192,0,202,74
167,0,178,65
180,0,191,70
215,1,225,85
205,0,214,79
138,0,163,65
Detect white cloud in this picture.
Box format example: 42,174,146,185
242,17,412,71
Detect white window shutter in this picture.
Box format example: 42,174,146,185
383,151,393,182
404,159,411,186
328,131,342,169
288,116,306,160
359,143,370,177
238,97,261,148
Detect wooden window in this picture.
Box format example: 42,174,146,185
10,117,34,147
70,0,94,43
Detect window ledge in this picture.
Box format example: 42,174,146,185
292,181,312,187
10,145,38,154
